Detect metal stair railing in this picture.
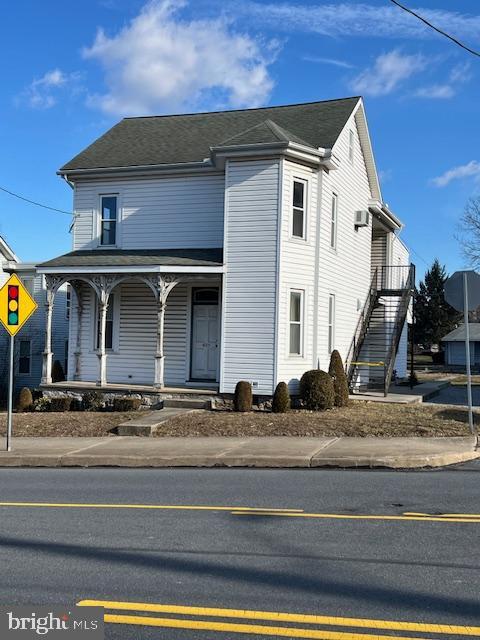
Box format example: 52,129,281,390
382,264,415,396
346,268,379,385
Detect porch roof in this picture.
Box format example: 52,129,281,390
37,248,224,273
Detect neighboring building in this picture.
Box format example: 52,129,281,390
0,236,69,393
37,97,412,396
442,324,480,367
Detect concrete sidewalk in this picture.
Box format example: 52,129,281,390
0,435,477,469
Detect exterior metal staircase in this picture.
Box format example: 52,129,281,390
346,265,415,396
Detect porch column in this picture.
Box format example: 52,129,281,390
71,282,83,381
41,287,55,384
154,298,167,388
96,292,110,387
152,275,181,388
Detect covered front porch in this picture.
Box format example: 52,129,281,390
37,248,224,390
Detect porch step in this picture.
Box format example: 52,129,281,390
162,398,211,410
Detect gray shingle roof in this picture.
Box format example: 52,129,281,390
442,324,480,342
60,97,360,172
39,248,223,269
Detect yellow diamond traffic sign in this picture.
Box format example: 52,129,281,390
0,273,38,337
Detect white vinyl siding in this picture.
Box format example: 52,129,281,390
289,290,304,355
73,174,225,250
349,129,354,163
316,111,373,374
328,294,335,354
392,235,410,378
221,159,280,395
277,160,317,392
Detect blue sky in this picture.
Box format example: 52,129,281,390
0,0,479,279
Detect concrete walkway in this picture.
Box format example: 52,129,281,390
350,380,451,404
0,435,477,469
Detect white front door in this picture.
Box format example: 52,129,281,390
191,304,219,380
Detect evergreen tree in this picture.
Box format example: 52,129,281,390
414,259,459,349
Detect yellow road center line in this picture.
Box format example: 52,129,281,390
231,511,480,523
0,502,303,513
102,613,438,640
78,600,480,636
404,512,480,518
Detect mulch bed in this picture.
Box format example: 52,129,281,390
0,412,140,437
153,402,475,437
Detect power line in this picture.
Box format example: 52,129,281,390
389,0,480,58
0,185,74,216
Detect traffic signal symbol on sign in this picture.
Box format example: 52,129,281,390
0,274,38,337
8,286,19,325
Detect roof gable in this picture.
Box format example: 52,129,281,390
60,97,360,172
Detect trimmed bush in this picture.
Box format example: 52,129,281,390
328,350,350,407
112,397,142,412
272,382,290,413
49,397,72,412
52,360,65,383
234,381,253,412
34,397,51,412
299,370,334,411
82,391,105,412
16,387,33,412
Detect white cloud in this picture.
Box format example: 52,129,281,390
302,55,354,69
235,2,480,43
82,0,279,116
415,62,472,100
350,50,426,97
18,69,82,109
431,161,480,188
378,169,392,184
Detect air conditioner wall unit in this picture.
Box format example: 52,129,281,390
354,210,370,227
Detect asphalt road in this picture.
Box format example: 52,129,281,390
1,465,480,639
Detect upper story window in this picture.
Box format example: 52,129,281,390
100,195,117,246
330,193,338,250
292,179,307,239
349,129,354,163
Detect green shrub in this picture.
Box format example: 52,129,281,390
272,382,290,413
52,360,65,383
16,387,33,412
299,370,334,411
82,391,105,412
112,397,142,412
328,350,350,407
234,381,253,412
49,397,72,412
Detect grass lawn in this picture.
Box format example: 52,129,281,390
153,402,475,438
0,412,141,437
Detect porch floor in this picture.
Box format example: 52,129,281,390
40,381,219,396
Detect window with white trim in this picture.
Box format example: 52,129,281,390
292,179,307,239
100,195,117,246
289,290,304,355
19,339,31,375
349,129,354,163
328,294,335,354
330,193,338,250
95,297,115,350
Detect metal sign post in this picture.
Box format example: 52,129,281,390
0,274,38,452
6,335,14,451
463,273,474,434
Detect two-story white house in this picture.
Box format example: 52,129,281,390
37,97,412,398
